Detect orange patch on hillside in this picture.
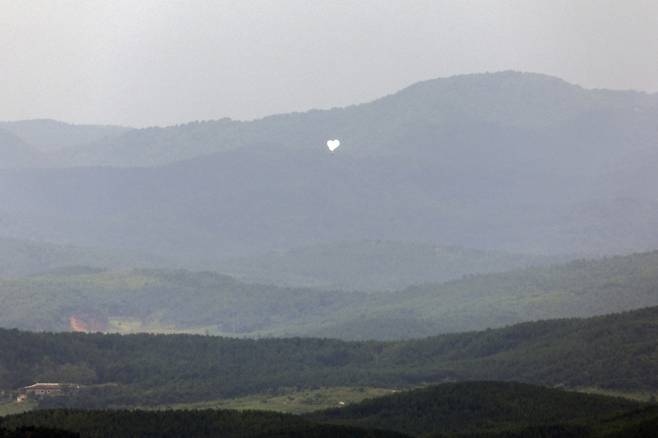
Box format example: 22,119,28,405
69,315,107,333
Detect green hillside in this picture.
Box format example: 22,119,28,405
151,387,396,414
308,382,640,436
1,305,658,408
307,250,658,339
0,269,368,333
2,250,658,340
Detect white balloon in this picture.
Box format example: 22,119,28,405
326,139,340,152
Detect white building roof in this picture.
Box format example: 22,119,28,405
23,383,63,389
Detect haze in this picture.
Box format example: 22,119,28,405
2,0,658,127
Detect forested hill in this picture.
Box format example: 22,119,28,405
0,269,370,334
0,410,408,438
2,305,658,407
2,250,658,340
310,249,658,339
308,381,640,436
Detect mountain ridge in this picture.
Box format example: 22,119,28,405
2,71,658,258
27,71,658,168
0,119,132,154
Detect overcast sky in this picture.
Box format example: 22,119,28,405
2,0,657,127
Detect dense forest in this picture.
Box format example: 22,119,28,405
2,249,658,340
1,305,658,407
0,426,78,437
0,410,407,438
307,382,640,436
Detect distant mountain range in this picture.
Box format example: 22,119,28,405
0,119,131,154
0,237,164,278
0,237,554,289
218,240,564,291
5,72,657,169
0,120,131,168
1,71,658,259
0,129,41,168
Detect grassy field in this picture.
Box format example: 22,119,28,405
0,400,36,417
1,388,393,417
576,386,658,402
151,387,398,414
106,317,223,336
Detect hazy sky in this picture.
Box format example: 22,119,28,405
2,0,658,127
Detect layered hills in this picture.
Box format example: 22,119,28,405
0,249,656,340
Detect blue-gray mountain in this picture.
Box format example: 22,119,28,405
1,72,658,259
0,119,131,154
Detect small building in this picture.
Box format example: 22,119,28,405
18,382,81,400
20,383,64,398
